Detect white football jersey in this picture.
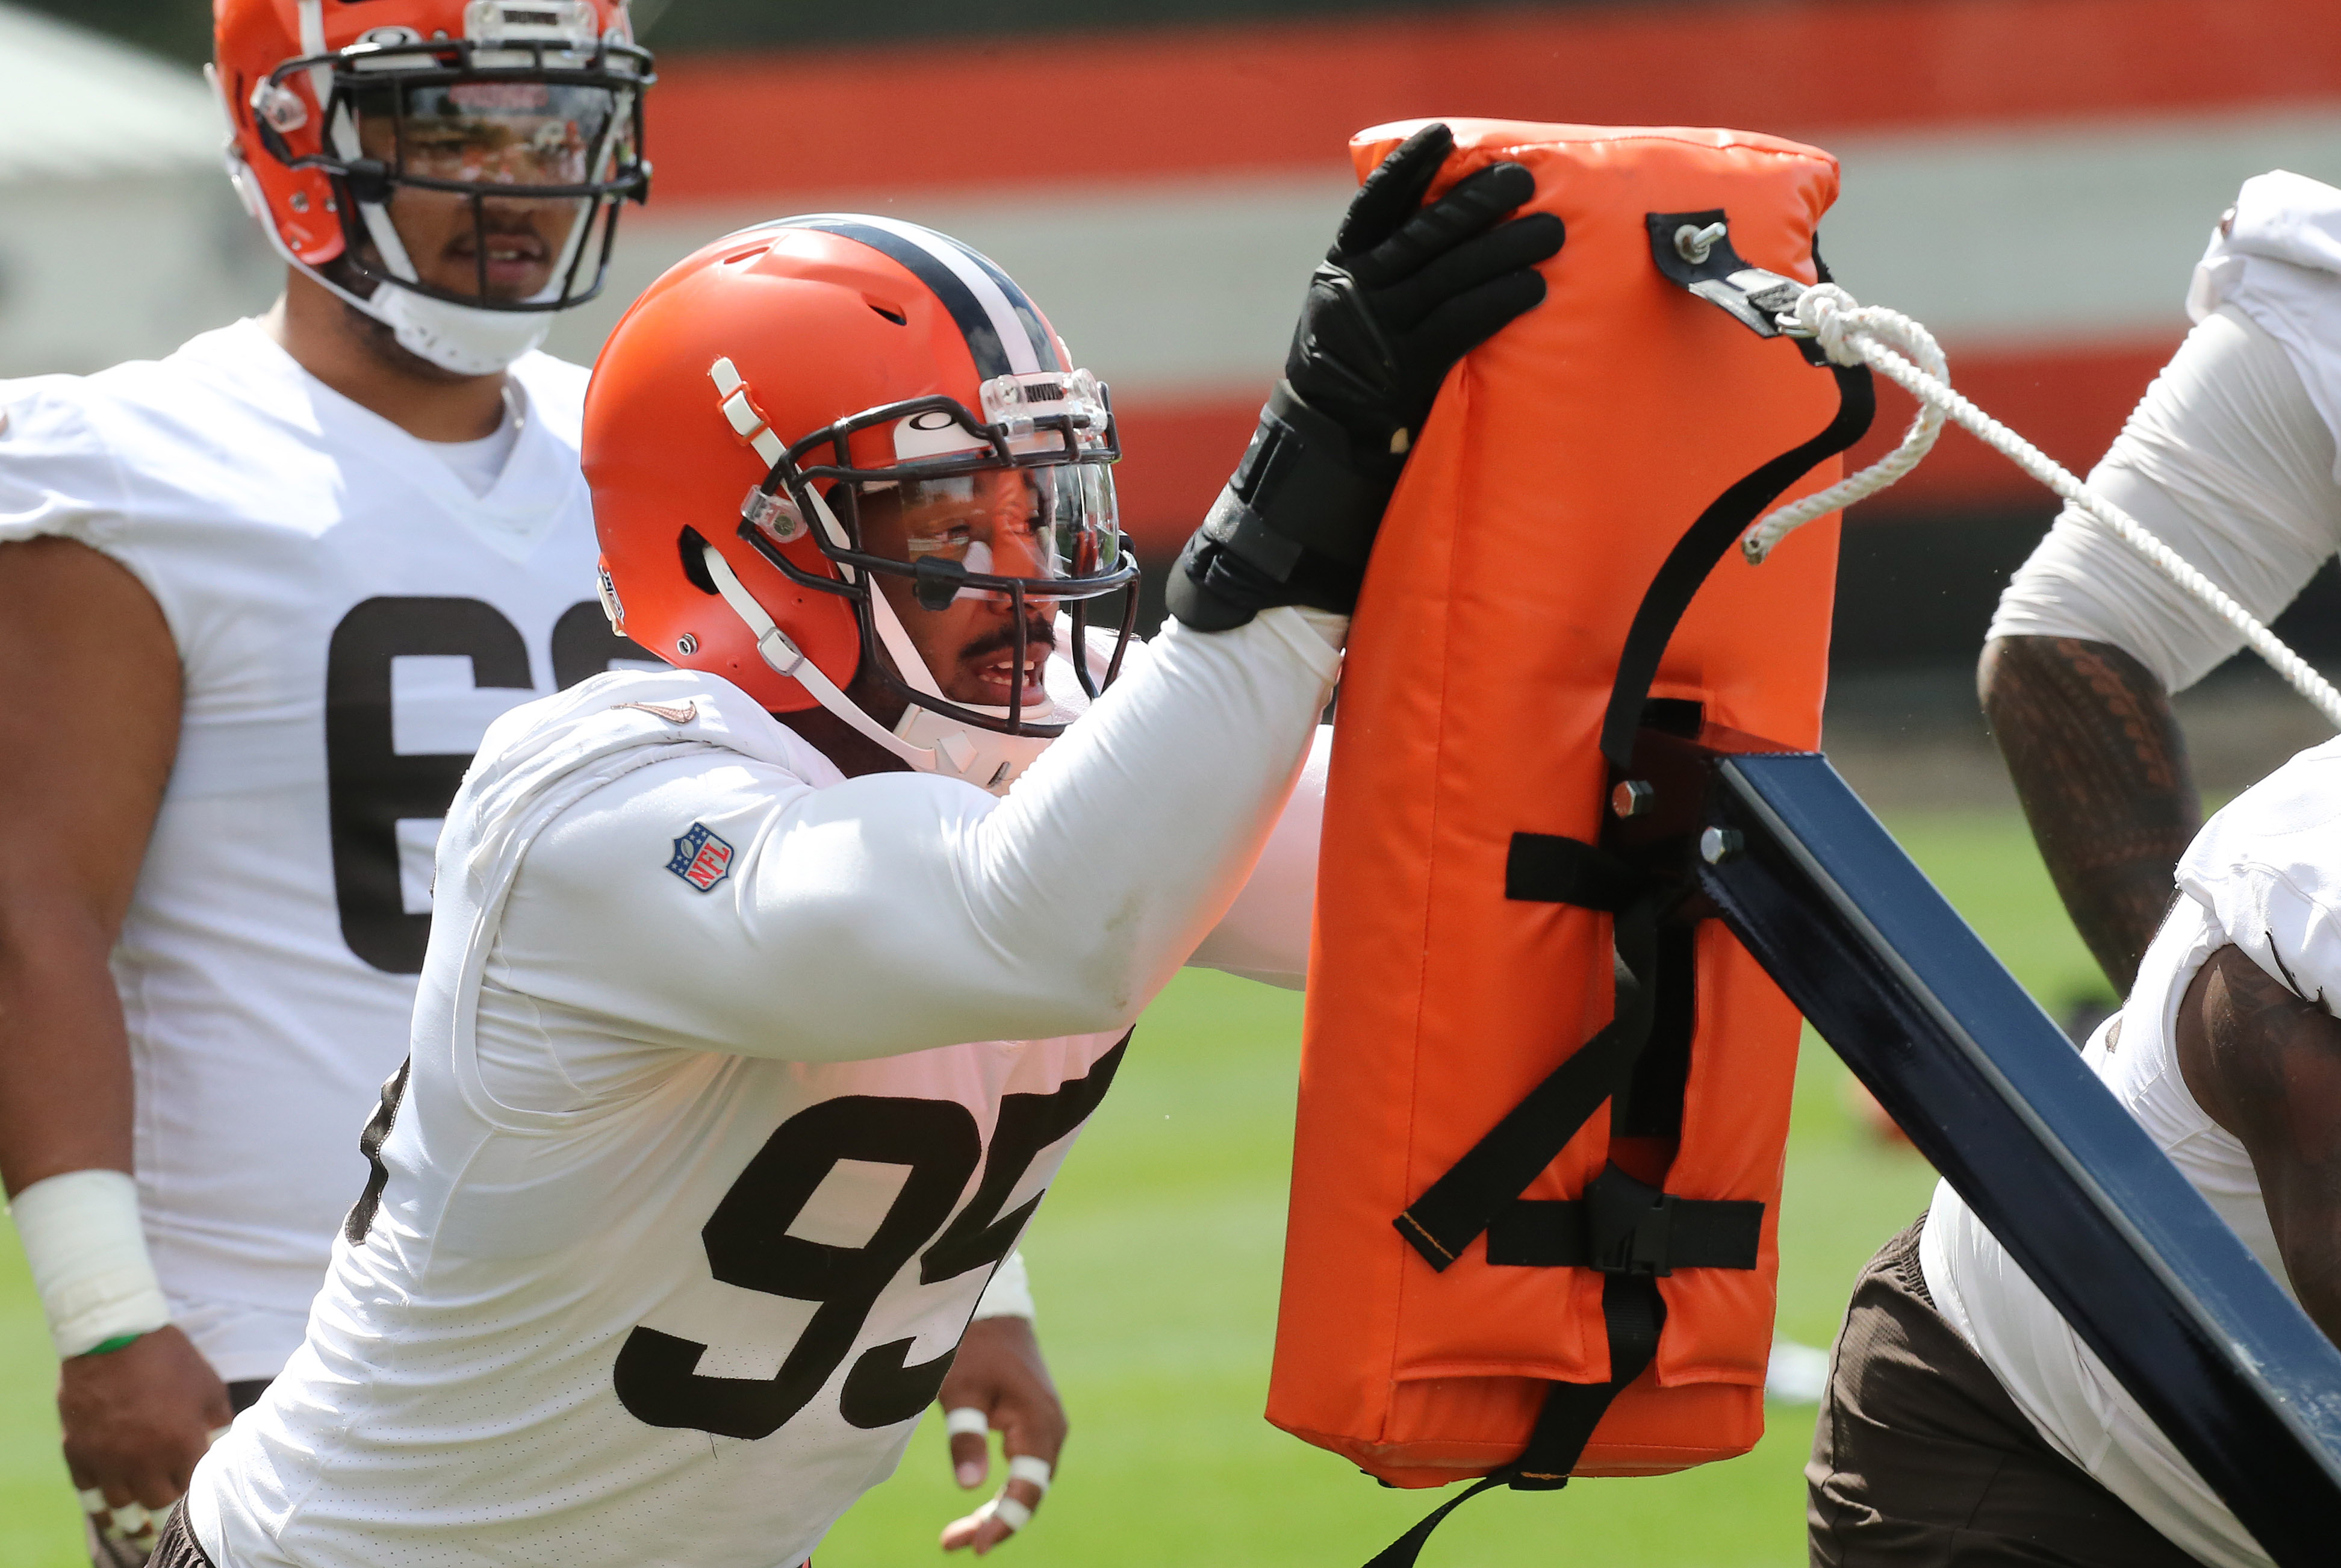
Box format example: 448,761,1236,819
1918,741,2341,1568
0,322,649,1381
187,607,1339,1568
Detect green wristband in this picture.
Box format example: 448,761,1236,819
82,1333,144,1357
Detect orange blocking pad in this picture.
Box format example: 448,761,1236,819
1269,119,1847,1487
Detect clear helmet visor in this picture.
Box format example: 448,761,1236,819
852,462,1121,606
370,78,630,187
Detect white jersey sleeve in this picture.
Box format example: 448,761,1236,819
0,373,194,646
1988,305,2341,693
485,608,1343,1062
1991,170,2341,694
1183,724,1329,989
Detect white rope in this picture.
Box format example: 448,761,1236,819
1744,283,2341,732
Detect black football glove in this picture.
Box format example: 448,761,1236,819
1166,123,1565,630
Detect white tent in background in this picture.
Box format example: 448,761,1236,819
0,3,274,376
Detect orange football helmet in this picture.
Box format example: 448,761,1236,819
584,216,1138,794
214,0,651,372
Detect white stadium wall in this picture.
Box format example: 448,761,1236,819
0,4,276,377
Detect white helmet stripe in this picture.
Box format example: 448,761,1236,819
298,0,332,116
785,214,1042,376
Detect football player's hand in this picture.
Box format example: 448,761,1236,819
1289,120,1564,456
1166,120,1562,630
936,1315,1065,1555
60,1327,233,1526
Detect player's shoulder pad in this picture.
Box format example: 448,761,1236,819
470,665,844,810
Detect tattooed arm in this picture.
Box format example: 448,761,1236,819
1980,634,2201,996
2177,944,2341,1339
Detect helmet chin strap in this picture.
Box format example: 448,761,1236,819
365,285,555,376
864,591,1062,794
796,483,1068,795
698,544,937,771
701,543,1064,796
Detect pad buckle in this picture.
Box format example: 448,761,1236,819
1583,1163,1677,1278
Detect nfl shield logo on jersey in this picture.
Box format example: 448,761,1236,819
667,823,735,892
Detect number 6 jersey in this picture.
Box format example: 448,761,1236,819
0,320,644,1383
187,609,1340,1568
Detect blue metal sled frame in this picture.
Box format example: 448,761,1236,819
1682,734,2341,1562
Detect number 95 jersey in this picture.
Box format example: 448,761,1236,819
0,320,646,1383
185,609,1341,1567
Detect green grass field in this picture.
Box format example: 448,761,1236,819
0,807,2114,1568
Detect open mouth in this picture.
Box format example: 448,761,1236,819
967,642,1050,707
450,228,551,290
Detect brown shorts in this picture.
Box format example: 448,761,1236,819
1807,1215,2200,1567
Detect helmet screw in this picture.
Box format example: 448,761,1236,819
676,633,698,656
1699,826,1744,865
289,191,309,213
1610,780,1655,819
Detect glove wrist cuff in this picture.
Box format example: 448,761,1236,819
1166,384,1390,629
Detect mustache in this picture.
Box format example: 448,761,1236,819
958,619,1057,665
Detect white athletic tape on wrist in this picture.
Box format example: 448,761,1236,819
944,1407,990,1439
8,1171,170,1360
1006,1454,1054,1495
971,1249,1034,1321
975,1495,1034,1534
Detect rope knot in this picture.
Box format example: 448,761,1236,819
1732,281,2341,732
1790,283,1862,366
1740,282,1946,565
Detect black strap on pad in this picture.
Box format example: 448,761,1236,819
1504,832,1641,911
1489,1164,1762,1273
1597,209,1879,772
1362,1276,1670,1568
1596,356,1872,771
1392,889,1661,1271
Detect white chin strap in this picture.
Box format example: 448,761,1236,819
699,544,936,770
700,544,1069,796
365,285,555,376
228,163,557,375
864,589,1070,794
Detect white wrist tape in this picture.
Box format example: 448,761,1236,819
971,1249,1034,1321
9,1169,169,1358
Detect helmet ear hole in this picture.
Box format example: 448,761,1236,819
677,527,718,595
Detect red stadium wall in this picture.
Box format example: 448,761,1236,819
559,0,2341,560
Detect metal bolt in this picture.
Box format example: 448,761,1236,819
1699,826,1744,865
676,633,698,656
1611,780,1655,820
1674,220,1728,265
289,191,310,213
